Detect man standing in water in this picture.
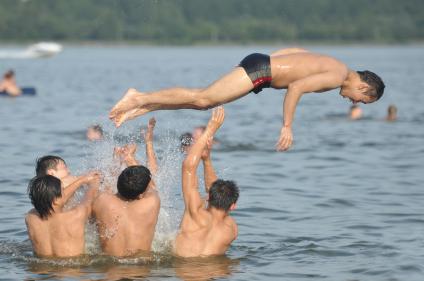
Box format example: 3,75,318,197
25,172,100,257
110,47,385,151
92,118,160,257
174,107,240,257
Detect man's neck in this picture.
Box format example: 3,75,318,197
342,70,358,87
208,207,228,219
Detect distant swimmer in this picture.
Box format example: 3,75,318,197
25,172,100,257
179,125,219,153
0,70,22,96
86,124,104,141
92,118,160,257
174,107,240,258
386,104,397,122
110,47,385,151
349,105,363,120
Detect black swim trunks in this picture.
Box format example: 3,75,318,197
239,53,272,94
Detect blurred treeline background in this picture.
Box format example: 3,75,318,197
0,0,422,44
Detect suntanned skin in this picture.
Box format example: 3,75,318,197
92,118,160,257
0,74,21,96
110,47,378,151
45,160,78,187
25,172,100,257
174,107,238,258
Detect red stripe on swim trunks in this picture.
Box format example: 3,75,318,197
253,76,272,88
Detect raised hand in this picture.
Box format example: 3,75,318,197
123,143,137,156
206,106,225,135
84,171,102,185
142,117,156,143
276,126,293,151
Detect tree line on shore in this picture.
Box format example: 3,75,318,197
0,0,422,43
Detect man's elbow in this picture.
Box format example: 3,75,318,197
287,83,303,95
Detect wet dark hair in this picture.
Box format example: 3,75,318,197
208,179,239,211
357,70,385,101
4,70,14,79
28,175,62,219
180,132,193,151
36,155,65,177
117,165,151,200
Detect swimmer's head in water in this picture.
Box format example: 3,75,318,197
3,70,15,79
36,155,69,179
87,124,104,141
117,165,151,200
28,175,62,219
180,132,193,152
387,104,397,121
340,70,385,104
208,179,239,212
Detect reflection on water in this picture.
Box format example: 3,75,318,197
23,254,239,281
0,45,424,280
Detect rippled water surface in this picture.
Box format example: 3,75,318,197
0,45,423,280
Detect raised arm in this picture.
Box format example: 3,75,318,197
143,118,158,175
276,71,346,151
61,171,100,204
182,107,225,216
119,144,139,166
76,174,101,218
270,47,308,57
201,140,217,193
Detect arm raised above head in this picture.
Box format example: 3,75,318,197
182,107,225,216
75,173,101,219
201,140,217,193
143,117,158,175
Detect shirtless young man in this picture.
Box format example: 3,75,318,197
92,118,160,257
174,107,240,258
35,156,78,187
25,172,100,257
0,70,21,96
110,48,385,151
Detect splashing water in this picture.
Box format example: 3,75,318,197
76,123,184,256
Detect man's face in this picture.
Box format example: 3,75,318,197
339,82,376,105
48,161,70,180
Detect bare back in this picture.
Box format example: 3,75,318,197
270,52,349,89
174,205,237,257
25,208,87,257
92,189,160,257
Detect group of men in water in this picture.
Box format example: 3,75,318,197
27,108,238,258
25,47,386,259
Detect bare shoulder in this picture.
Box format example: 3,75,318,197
224,216,238,239
25,209,39,224
92,192,119,213
144,189,160,203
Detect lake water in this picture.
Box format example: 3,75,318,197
0,45,423,281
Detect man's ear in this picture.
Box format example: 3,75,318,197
46,169,55,176
358,82,369,92
229,203,236,211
